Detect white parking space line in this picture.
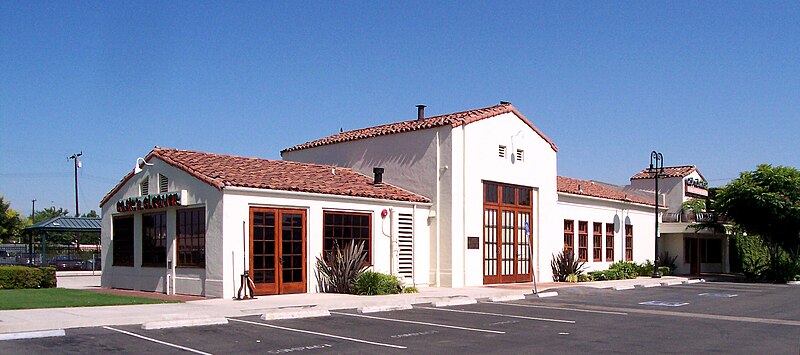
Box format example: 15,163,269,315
227,318,406,349
330,311,505,334
484,302,628,315
676,285,763,293
415,306,576,324
102,326,213,355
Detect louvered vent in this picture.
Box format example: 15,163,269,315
397,213,414,280
498,145,506,158
516,149,524,162
159,174,169,193
140,179,149,196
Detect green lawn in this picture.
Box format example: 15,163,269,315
0,288,181,310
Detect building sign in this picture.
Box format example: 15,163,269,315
116,191,186,212
685,177,708,197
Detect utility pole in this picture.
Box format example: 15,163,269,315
30,199,36,255
68,152,82,217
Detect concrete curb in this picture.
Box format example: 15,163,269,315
0,329,65,341
141,318,228,330
430,297,477,307
261,307,331,320
660,280,683,286
682,279,705,284
612,285,635,291
488,294,526,302
787,281,800,285
530,291,558,298
358,304,413,313
634,283,661,288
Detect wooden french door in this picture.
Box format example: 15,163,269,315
483,182,534,284
250,208,306,295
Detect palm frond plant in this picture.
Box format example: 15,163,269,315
315,241,369,294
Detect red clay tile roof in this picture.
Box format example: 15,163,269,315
557,176,656,206
630,165,704,180
281,102,558,153
100,148,431,206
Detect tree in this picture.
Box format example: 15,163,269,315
34,207,69,223
0,196,27,243
81,210,98,218
715,164,800,279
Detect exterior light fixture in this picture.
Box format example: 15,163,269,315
648,151,665,278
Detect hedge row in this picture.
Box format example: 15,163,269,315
0,266,57,289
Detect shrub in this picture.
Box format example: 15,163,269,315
565,273,578,283
0,266,55,289
588,270,606,281
550,250,586,282
314,241,369,294
354,271,402,295
402,286,419,293
577,273,590,282
656,251,678,275
609,261,639,279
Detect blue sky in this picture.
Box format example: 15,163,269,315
2,1,799,215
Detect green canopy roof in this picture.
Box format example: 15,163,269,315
24,217,101,233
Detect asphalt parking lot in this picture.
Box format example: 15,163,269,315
2,281,798,354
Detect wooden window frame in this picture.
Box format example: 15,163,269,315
141,212,167,267
177,207,206,268
112,215,134,267
578,221,588,262
323,211,372,265
625,224,633,261
593,222,602,262
605,223,615,262
563,220,574,256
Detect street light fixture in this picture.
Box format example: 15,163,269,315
648,151,664,278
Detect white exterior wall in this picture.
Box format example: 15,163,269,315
460,113,558,286
101,158,431,299
283,112,558,288
100,157,224,296
557,194,657,275
221,188,430,299
283,126,456,286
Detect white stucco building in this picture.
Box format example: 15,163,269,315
99,102,727,298
99,148,431,298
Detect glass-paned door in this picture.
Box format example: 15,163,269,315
250,208,306,295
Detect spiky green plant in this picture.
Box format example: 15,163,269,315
550,250,586,282
314,241,368,294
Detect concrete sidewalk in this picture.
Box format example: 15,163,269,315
0,275,698,335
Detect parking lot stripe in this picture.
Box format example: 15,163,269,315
102,326,212,355
415,306,576,324
227,318,406,349
545,304,800,327
485,302,628,316
676,285,764,293
330,311,506,334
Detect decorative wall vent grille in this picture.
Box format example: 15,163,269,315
159,174,169,193
397,213,414,280
140,179,149,196
516,149,524,162
498,145,507,158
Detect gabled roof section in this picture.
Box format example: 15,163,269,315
24,216,101,232
100,148,431,206
557,176,657,206
281,102,558,153
630,165,705,181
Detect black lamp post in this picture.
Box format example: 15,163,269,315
649,151,664,278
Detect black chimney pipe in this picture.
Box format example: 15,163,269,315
373,167,384,186
416,105,426,120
